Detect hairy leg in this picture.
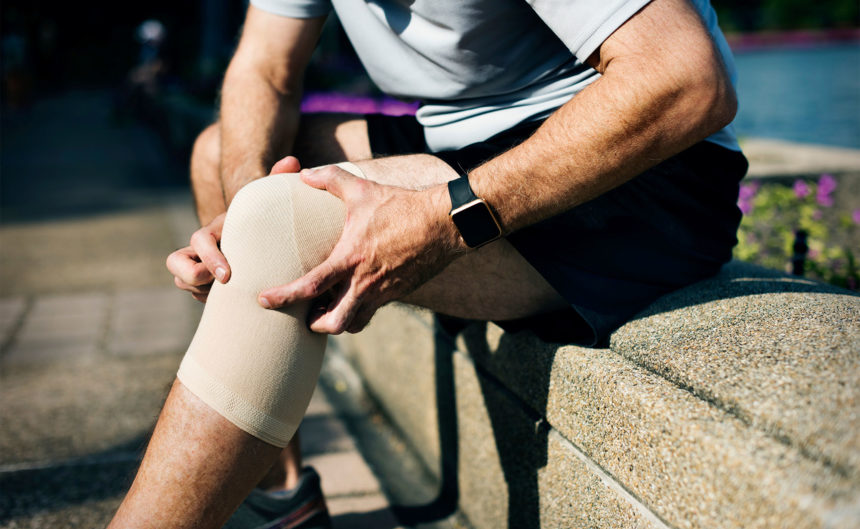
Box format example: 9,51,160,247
351,154,568,319
186,114,373,491
114,119,566,528
108,382,281,529
190,114,371,225
190,124,227,226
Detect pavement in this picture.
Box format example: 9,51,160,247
0,91,420,529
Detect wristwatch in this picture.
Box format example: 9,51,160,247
447,173,503,248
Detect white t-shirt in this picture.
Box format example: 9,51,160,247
252,0,739,152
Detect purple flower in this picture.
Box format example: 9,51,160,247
816,193,834,207
737,182,759,215
818,173,837,194
738,182,759,201
852,209,860,225
816,174,837,207
793,179,810,199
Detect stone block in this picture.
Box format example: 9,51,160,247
300,415,356,456
0,296,26,340
307,451,383,498
452,351,662,529
0,354,180,465
344,262,860,528
335,303,441,470
107,288,201,356
328,493,402,529
4,293,109,364
306,385,336,418
612,261,860,480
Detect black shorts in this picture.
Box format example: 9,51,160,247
365,114,749,346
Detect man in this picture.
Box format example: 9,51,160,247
109,0,746,527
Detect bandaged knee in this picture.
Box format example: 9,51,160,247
176,163,359,447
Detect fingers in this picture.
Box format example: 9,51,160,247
300,165,365,200
189,217,230,284
269,155,302,175
166,212,230,302
305,283,362,335
258,258,344,309
166,247,214,286
166,247,214,302
174,275,212,296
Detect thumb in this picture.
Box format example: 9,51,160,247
300,165,358,199
269,156,302,175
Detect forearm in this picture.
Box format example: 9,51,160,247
219,63,302,203
216,8,326,204
467,0,737,234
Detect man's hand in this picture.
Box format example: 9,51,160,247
166,213,231,302
169,156,304,302
258,165,462,334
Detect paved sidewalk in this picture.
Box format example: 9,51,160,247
0,91,401,528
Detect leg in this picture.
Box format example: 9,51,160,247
109,382,281,529
345,154,569,319
189,114,371,225
187,115,373,493
111,154,564,526
189,124,227,226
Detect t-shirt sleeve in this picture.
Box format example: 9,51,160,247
250,0,332,18
524,0,652,61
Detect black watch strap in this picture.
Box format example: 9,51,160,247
447,174,478,211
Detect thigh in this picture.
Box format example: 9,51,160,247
292,113,373,167
349,155,569,321
289,114,567,321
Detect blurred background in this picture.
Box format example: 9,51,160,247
0,1,858,527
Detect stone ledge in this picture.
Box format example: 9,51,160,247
742,138,860,178
612,261,860,481
334,262,860,528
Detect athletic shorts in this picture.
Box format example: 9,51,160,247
365,114,749,346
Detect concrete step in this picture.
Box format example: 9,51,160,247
333,262,860,529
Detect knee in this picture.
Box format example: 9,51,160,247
219,174,346,282
190,123,220,180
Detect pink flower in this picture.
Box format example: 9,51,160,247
816,174,837,207
852,209,860,225
812,209,822,220
738,182,759,201
793,179,810,199
737,182,758,215
818,173,837,194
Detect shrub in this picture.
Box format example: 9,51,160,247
735,174,859,290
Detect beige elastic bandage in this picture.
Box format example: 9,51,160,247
176,163,359,447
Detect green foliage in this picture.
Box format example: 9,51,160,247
734,175,859,290
714,0,859,31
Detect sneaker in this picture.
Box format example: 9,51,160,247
224,466,332,529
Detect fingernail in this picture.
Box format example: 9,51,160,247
259,296,271,309
215,267,227,282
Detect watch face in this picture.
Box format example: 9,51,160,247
451,200,502,248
